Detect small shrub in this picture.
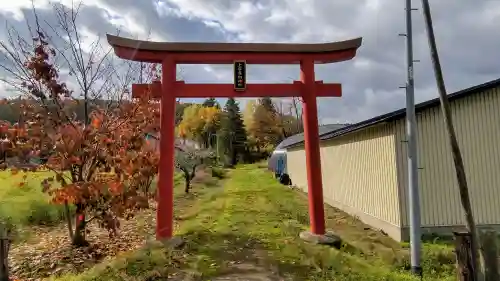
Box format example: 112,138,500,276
421,245,455,276
192,169,219,187
210,167,226,179
256,162,268,169
393,244,455,278
26,200,67,226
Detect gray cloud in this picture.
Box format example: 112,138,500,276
0,0,499,124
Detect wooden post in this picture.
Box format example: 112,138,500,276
480,230,499,281
0,240,8,281
0,225,10,281
454,232,475,281
420,1,484,279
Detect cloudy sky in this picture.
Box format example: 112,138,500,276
0,0,499,124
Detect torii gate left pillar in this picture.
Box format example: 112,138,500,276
107,34,362,243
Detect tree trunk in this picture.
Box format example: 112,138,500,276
481,230,499,281
182,167,191,194
184,177,191,194
419,1,484,280
71,205,88,247
72,216,87,247
291,97,303,132
64,201,74,239
454,232,475,281
231,147,238,166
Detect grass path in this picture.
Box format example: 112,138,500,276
52,164,454,281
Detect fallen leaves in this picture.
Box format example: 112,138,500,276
8,204,157,281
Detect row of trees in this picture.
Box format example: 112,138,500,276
0,98,191,126
176,96,304,166
0,95,303,169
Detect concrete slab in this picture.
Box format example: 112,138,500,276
299,230,342,247
146,236,185,249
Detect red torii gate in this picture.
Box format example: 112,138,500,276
106,34,362,243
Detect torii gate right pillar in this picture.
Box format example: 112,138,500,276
300,59,326,235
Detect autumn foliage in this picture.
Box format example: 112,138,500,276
0,31,160,245
177,104,221,148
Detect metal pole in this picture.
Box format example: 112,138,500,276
215,133,219,162
405,0,422,277
139,62,144,83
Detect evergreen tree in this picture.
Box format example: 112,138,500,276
202,98,220,109
220,98,247,166
258,97,276,114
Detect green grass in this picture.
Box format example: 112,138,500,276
49,164,455,281
0,169,184,226
210,166,227,179
0,170,67,228
0,170,183,242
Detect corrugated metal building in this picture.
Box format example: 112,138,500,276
285,78,500,241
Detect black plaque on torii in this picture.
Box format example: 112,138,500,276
233,60,247,91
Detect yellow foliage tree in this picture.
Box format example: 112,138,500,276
199,106,220,130
177,104,221,147
178,104,204,141
242,100,258,149
242,100,257,129
246,99,283,151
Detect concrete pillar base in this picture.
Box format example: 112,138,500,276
299,230,341,247
147,236,185,249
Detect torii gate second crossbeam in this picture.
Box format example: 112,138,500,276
107,34,362,244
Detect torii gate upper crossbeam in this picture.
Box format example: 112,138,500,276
106,34,362,64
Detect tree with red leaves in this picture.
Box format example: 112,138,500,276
0,31,160,246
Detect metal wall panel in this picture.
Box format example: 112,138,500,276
395,87,500,227
287,123,401,227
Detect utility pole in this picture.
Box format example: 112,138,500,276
400,0,422,277
139,62,144,83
